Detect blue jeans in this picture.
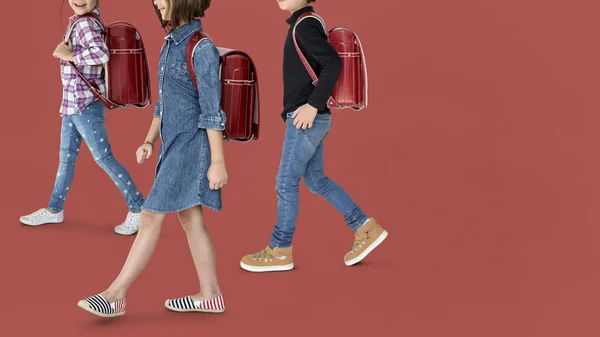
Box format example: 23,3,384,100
48,101,144,213
269,112,369,248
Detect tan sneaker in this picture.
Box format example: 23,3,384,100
240,246,294,272
344,218,388,266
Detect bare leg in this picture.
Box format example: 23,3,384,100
177,205,221,300
102,210,166,302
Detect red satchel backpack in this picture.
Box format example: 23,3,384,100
186,31,260,142
66,13,151,110
293,12,368,111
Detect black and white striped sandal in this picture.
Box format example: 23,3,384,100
165,294,225,313
77,294,126,318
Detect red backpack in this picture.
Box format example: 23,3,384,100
293,12,368,111
186,31,260,142
66,13,151,110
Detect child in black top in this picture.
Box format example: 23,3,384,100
240,0,388,272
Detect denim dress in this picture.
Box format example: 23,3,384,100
142,20,227,214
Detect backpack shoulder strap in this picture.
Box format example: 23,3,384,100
186,30,212,90
292,12,327,85
296,12,327,33
82,12,105,30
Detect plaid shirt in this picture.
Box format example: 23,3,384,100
60,8,109,116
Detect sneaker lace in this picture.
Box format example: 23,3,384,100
253,249,275,261
120,214,138,229
351,232,369,253
32,209,48,217
121,221,137,230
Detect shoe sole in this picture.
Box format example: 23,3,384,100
20,219,63,226
77,300,125,318
164,300,225,313
239,261,294,273
345,230,388,266
114,229,138,236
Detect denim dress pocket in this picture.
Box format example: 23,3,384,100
169,60,189,80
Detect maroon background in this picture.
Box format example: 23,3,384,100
1,0,600,336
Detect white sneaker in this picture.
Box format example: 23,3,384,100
20,208,64,226
114,212,141,235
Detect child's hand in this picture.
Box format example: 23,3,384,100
136,143,154,164
53,41,73,61
207,162,228,190
292,104,318,129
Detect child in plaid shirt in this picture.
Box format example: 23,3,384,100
19,0,145,235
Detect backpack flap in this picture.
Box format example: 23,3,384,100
105,22,151,108
328,28,366,110
187,32,259,142
221,50,257,142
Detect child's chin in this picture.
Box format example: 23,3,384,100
72,7,90,14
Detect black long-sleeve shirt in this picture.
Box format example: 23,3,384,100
281,6,342,121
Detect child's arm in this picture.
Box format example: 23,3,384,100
193,40,228,190
144,100,163,146
72,18,109,66
206,129,227,190
193,40,227,132
136,117,161,164
53,42,74,61
137,103,162,164
207,131,225,165
295,19,343,111
144,117,161,145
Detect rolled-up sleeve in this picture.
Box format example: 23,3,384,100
193,40,226,131
72,18,109,66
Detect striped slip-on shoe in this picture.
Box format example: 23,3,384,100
77,294,126,318
165,294,225,313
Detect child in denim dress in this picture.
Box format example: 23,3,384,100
77,0,228,317
19,0,144,235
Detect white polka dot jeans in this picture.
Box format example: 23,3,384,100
48,100,145,212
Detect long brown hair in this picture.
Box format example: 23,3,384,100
153,0,211,31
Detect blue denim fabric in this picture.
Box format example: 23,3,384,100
142,19,227,213
48,100,144,212
269,112,369,248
